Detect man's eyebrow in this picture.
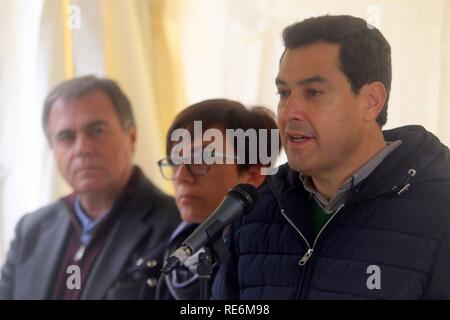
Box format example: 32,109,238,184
55,121,108,140
85,120,108,130
275,75,329,86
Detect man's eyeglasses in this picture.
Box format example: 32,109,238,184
157,152,239,181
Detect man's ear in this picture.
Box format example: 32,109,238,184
128,126,137,152
361,81,387,122
239,165,267,188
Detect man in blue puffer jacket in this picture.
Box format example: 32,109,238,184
212,15,450,299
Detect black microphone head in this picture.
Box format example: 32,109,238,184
227,183,258,213
179,183,258,256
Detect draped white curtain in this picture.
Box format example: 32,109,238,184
178,0,450,146
1,0,449,263
0,0,180,262
0,0,59,262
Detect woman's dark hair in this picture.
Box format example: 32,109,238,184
166,99,280,173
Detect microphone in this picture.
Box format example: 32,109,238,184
161,183,258,274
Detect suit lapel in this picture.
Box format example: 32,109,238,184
80,174,158,300
80,202,153,299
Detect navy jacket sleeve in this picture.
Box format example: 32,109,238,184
424,223,450,299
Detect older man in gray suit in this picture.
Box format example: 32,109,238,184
0,75,179,299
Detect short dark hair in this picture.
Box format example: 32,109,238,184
282,15,392,126
166,99,280,173
42,75,135,141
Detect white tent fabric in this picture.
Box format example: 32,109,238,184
0,0,449,263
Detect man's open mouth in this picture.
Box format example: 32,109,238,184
288,134,313,142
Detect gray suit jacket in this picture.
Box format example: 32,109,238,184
0,169,180,299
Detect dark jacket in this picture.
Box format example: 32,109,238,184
157,221,223,300
163,222,202,300
212,126,450,299
0,167,180,299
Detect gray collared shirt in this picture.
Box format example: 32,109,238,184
300,140,402,214
74,197,111,245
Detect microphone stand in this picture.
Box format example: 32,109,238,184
196,221,231,300
197,247,215,300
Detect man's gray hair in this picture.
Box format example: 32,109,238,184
42,75,136,141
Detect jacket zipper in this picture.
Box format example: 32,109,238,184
280,203,346,299
281,203,345,265
278,166,415,265
302,203,345,264
280,208,311,253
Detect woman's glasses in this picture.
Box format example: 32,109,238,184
157,151,239,180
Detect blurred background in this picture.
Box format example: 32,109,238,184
0,0,449,263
